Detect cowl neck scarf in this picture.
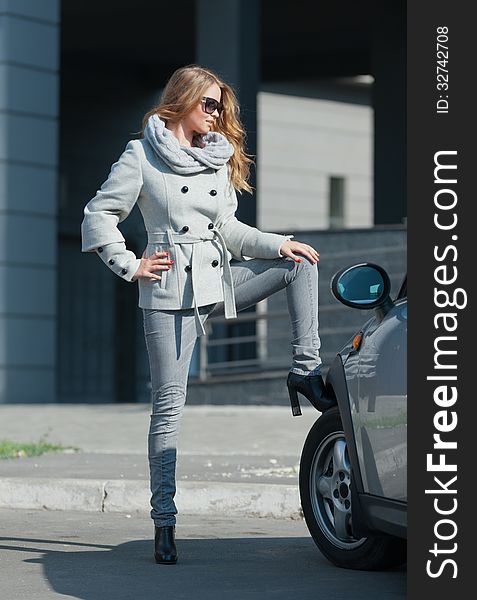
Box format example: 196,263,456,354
144,113,234,174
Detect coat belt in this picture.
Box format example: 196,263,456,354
147,228,237,336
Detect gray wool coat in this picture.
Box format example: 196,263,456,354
81,138,294,335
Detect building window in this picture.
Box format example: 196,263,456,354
329,176,345,229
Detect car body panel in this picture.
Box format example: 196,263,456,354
340,299,407,502
324,350,407,540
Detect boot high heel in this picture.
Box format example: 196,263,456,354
154,525,178,564
286,371,334,417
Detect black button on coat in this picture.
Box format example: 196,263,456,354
81,139,294,336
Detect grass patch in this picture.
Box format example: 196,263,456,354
0,433,80,459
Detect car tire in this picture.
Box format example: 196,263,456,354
299,406,406,570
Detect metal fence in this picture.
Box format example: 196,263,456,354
60,227,407,403
191,227,407,383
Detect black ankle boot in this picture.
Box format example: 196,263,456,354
154,525,178,564
286,371,335,416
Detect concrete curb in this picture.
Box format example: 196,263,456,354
0,477,304,520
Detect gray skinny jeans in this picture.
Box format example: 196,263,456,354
142,255,322,527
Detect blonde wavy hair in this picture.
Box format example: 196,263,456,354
138,64,254,194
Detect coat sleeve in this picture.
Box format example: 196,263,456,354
80,140,143,283
216,170,294,261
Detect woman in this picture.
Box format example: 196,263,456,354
81,64,331,565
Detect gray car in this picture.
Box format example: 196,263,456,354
299,262,407,570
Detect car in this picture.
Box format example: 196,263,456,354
299,262,407,570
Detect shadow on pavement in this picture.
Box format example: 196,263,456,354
0,533,406,600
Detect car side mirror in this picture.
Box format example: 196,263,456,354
330,263,394,318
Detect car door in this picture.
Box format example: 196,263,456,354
353,294,407,502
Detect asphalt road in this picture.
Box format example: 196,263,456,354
0,508,406,600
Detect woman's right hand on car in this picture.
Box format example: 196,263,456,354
132,250,173,282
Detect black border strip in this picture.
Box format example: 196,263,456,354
408,1,473,594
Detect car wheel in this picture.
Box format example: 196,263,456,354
299,406,406,570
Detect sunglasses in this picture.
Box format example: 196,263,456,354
201,96,224,115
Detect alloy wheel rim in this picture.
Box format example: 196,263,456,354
309,430,367,550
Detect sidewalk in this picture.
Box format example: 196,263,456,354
0,404,320,519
